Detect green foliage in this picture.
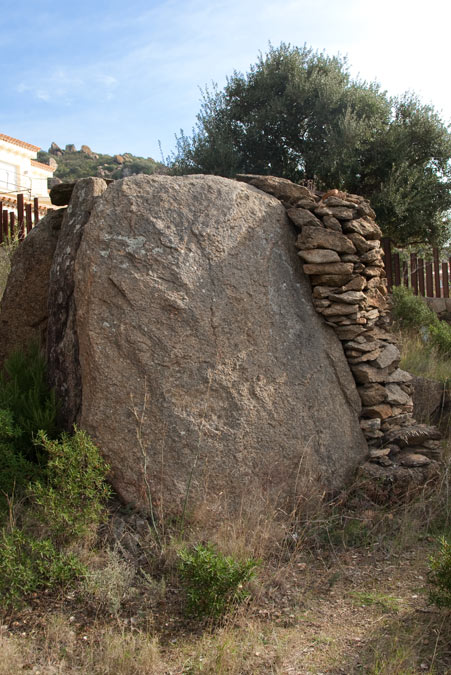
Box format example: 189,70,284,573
0,426,111,606
391,286,437,330
324,516,371,549
169,43,451,246
428,536,451,608
0,409,41,505
350,590,400,613
392,286,451,358
0,528,84,607
399,332,451,384
0,343,58,456
111,157,161,179
428,320,451,358
178,542,259,619
0,345,112,607
0,345,57,510
31,428,112,542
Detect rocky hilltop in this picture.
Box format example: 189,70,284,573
37,142,167,185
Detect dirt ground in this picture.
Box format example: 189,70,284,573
1,527,450,675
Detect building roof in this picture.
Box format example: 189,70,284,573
31,159,54,172
0,133,40,152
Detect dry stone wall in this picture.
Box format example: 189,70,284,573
236,175,442,479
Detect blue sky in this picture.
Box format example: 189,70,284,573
1,0,450,160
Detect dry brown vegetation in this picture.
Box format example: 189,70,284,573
0,449,450,675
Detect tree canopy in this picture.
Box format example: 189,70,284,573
170,44,451,246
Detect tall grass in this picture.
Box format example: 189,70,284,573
399,332,451,383
392,285,451,362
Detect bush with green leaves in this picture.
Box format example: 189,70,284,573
0,408,41,506
428,536,451,609
391,285,437,331
0,528,84,607
428,320,451,358
0,426,111,606
178,542,259,619
0,343,58,458
0,345,58,510
392,285,451,358
0,344,113,607
30,428,112,543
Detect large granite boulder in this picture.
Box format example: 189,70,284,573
0,209,64,367
45,174,366,510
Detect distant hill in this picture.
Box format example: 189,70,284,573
37,142,168,183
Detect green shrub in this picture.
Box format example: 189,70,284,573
322,515,371,549
178,542,259,619
0,428,111,606
0,528,85,607
0,345,58,513
0,345,112,607
0,343,58,461
30,428,112,542
392,286,451,358
391,285,437,330
0,409,42,509
428,536,451,608
429,320,451,357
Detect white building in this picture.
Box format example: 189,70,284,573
0,133,54,213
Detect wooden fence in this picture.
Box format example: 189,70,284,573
382,238,451,298
0,194,43,244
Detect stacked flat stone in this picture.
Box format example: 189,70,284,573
236,175,441,474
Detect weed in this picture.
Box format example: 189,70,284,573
86,629,163,674
178,542,260,619
0,346,112,607
82,549,136,615
429,319,451,358
130,386,162,549
0,633,24,675
323,515,372,549
398,331,451,384
349,590,401,613
392,285,451,358
428,536,451,609
179,619,280,674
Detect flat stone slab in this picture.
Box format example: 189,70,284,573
384,424,441,448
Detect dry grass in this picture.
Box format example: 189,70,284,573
0,633,24,675
0,621,164,675
399,331,451,384
1,452,450,674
